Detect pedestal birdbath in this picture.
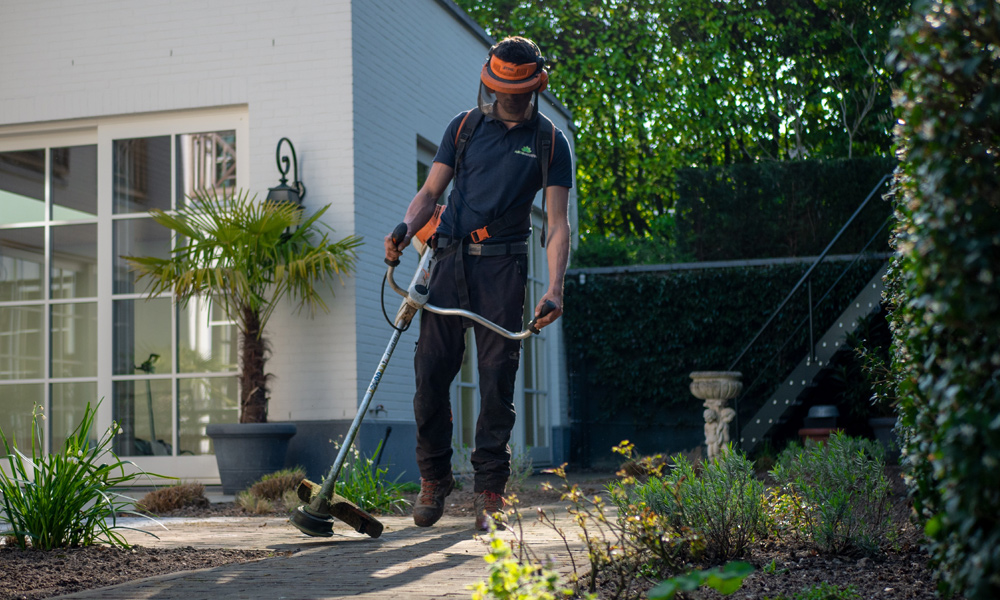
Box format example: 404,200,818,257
690,371,743,459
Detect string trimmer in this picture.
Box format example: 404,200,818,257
290,222,555,538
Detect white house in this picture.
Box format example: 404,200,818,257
0,0,577,484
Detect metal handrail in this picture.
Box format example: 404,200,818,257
732,217,892,424
727,174,892,372
726,174,894,444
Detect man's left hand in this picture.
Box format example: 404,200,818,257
533,295,563,330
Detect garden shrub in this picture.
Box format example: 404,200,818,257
468,533,583,600
0,402,167,550
506,444,534,493
135,483,208,514
233,467,306,514
762,487,810,543
769,433,892,556
887,0,1000,597
331,439,409,515
610,448,765,561
247,466,305,501
236,490,276,514
532,463,694,599
668,450,765,561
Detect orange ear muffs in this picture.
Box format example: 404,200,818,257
481,55,547,94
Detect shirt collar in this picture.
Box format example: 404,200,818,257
484,112,540,130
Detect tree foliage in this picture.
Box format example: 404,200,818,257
886,0,1000,597
454,0,907,238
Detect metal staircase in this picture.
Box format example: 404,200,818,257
724,173,894,455
738,263,887,454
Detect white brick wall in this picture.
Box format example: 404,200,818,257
0,0,577,436
1,0,359,421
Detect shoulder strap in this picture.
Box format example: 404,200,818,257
454,108,483,177
537,114,555,247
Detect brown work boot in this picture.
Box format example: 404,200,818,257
474,490,507,531
412,474,455,527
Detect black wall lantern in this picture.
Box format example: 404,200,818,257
266,137,307,207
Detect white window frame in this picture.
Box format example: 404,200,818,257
0,107,249,482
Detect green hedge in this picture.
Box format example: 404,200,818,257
887,0,1000,597
564,259,885,426
674,158,895,262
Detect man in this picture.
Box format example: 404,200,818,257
384,36,573,531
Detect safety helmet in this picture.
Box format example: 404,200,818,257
478,40,548,123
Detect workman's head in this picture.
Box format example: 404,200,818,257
479,36,548,123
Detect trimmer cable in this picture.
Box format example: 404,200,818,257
381,272,411,333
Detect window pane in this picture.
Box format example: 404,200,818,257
0,150,45,225
178,376,237,455
112,379,173,456
51,224,97,299
113,298,173,375
0,227,44,302
176,131,236,204
50,381,98,450
417,161,429,190
113,217,170,294
51,302,97,378
535,339,547,386
0,383,43,448
51,145,97,219
178,297,237,373
0,306,43,379
113,136,170,214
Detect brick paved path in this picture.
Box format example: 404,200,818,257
53,504,590,600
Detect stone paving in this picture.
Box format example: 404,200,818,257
52,502,591,600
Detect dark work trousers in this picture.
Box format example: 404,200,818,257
412,246,527,495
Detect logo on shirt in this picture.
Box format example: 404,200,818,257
515,145,536,158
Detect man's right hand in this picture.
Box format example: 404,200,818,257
384,226,410,263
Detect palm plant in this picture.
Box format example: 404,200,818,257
125,187,362,423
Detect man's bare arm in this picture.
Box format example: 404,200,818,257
533,185,570,329
384,162,454,262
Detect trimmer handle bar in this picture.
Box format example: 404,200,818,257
385,222,555,340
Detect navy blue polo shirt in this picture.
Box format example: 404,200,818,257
433,111,574,243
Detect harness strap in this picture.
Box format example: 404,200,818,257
537,113,554,247
454,108,484,178
455,246,472,327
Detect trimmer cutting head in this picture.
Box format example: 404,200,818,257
290,504,335,537
290,478,384,539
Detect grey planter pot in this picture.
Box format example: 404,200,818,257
868,416,899,464
206,422,297,494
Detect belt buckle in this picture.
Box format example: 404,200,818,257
467,243,483,256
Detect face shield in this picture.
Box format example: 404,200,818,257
478,54,548,123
